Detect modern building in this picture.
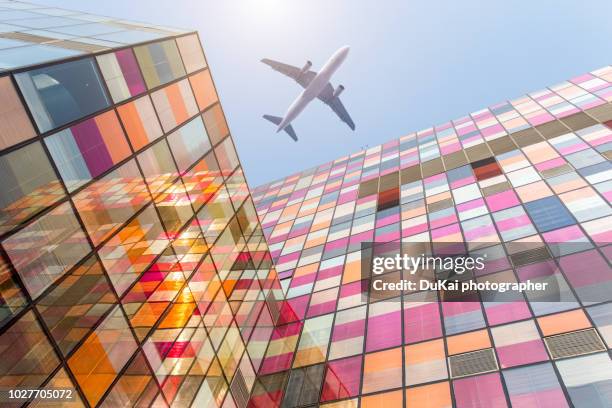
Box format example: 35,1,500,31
251,66,612,406
0,1,284,408
1,1,612,408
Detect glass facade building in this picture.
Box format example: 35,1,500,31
251,66,612,407
1,1,612,408
0,1,284,407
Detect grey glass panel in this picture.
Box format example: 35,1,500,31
94,30,165,45
0,10,43,20
15,57,109,132
7,16,84,29
0,43,82,70
49,22,122,36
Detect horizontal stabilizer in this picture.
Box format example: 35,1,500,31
263,115,298,142
263,114,282,125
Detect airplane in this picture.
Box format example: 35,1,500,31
261,45,355,141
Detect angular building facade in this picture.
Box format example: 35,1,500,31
1,1,612,408
0,1,284,407
251,67,612,407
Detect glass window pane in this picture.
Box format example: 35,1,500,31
0,141,65,235
154,178,194,236
0,76,36,149
503,363,568,407
45,110,131,191
15,57,110,133
167,116,211,172
36,255,118,356
453,372,507,407
189,70,217,111
0,256,27,329
68,305,138,407
361,347,402,394
404,339,448,385
556,353,612,407
99,352,159,407
0,311,60,390
137,139,179,198
72,159,151,246
96,48,146,103
181,151,222,212
176,34,206,74
202,104,229,145
293,314,333,368
0,43,83,71
94,30,167,46
2,201,91,299
117,94,163,152
215,136,240,178
98,205,169,296
151,78,198,132
134,39,186,89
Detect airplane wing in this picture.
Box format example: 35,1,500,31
261,58,316,88
317,84,356,130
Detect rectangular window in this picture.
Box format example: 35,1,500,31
134,39,186,89
453,372,507,408
151,78,198,132
97,205,169,296
361,347,403,394
45,110,131,191
2,201,91,299
15,58,110,133
503,363,568,408
0,141,65,235
96,48,146,103
293,314,333,368
136,140,179,198
154,178,194,236
215,136,240,177
0,256,27,330
167,116,211,172
202,104,229,145
68,306,137,407
100,352,158,407
72,159,151,246
189,70,217,111
36,255,117,356
181,151,222,211
405,339,448,385
555,353,612,407
117,94,163,152
0,76,36,149
0,311,59,390
176,34,207,73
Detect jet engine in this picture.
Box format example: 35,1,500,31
300,61,312,74
333,84,345,98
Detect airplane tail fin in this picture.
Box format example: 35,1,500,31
263,115,298,142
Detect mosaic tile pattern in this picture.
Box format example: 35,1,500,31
251,67,612,407
0,2,283,407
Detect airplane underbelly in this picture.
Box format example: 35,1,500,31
282,68,335,127
304,69,334,98
283,94,313,125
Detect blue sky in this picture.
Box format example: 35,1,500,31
38,0,612,185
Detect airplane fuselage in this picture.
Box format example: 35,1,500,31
276,46,350,132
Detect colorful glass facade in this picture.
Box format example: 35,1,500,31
251,66,612,407
0,1,283,407
2,1,612,408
